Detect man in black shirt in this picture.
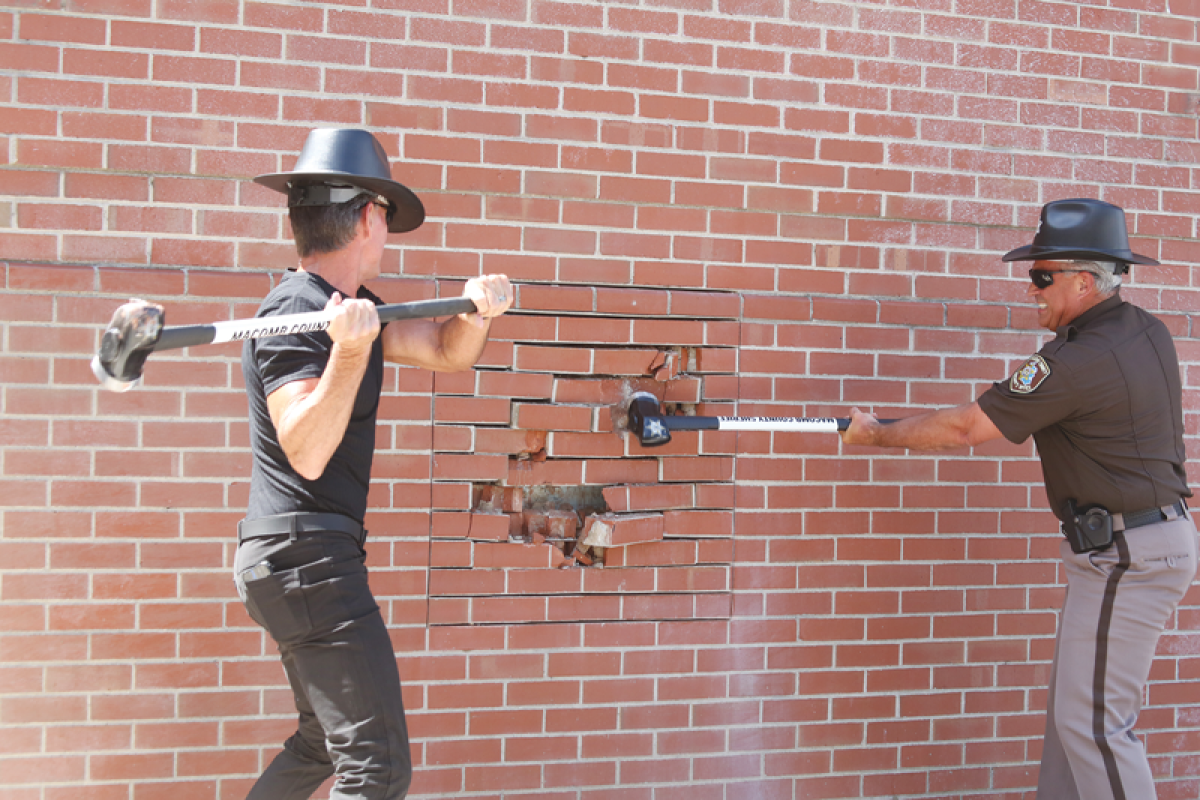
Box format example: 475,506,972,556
842,199,1196,799
235,128,512,799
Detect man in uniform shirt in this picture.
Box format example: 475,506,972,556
842,198,1197,799
234,128,512,799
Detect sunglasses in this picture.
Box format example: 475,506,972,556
1028,268,1088,289
372,197,396,227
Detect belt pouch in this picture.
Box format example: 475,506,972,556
1063,499,1114,554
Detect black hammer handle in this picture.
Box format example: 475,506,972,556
154,296,478,352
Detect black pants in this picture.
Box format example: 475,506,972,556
235,530,412,799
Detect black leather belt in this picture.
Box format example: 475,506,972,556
238,512,365,544
1115,500,1186,532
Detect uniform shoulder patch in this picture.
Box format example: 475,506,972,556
1010,354,1051,394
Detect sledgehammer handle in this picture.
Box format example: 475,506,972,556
656,416,897,434
153,296,478,353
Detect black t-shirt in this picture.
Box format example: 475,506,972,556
242,270,386,524
977,293,1190,522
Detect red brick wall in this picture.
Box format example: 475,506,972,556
3,2,1200,798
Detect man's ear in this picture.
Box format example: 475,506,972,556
1078,270,1097,296
358,201,375,236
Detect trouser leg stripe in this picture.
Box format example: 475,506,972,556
1093,531,1131,800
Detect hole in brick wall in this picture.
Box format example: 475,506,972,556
427,475,735,626
425,337,737,626
475,483,606,566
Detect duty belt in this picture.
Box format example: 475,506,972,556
238,512,365,545
1113,500,1186,533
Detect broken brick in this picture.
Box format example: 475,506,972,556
580,513,664,548
653,351,680,382
477,485,524,513
545,510,578,541
524,511,550,543
603,540,697,568
524,509,579,544
465,512,510,542
508,512,525,541
579,515,610,548
601,486,629,513
647,350,667,379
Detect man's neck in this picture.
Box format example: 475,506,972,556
298,248,363,297
1059,289,1118,331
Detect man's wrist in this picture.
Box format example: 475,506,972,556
331,339,374,360
457,310,492,330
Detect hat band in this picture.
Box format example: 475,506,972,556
288,183,374,208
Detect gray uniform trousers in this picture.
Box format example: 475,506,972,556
1037,511,1197,800
235,530,412,800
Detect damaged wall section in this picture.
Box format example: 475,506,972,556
426,287,741,627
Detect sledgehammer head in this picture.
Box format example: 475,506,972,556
91,300,165,392
626,391,671,447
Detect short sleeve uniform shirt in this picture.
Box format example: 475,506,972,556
977,293,1189,522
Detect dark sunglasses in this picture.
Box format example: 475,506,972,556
372,197,396,227
1028,268,1087,289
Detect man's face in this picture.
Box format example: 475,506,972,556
1027,260,1096,331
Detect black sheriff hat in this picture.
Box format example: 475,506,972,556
1001,198,1158,273
254,128,425,234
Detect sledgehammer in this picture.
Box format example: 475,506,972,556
91,296,478,392
625,392,897,447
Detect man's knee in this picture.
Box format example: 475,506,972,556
285,727,333,766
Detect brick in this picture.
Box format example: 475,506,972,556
603,483,696,513
523,508,579,544
580,513,664,548
472,542,569,570
464,512,510,542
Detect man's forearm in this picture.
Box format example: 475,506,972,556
854,402,1003,452
872,407,974,451
436,313,492,371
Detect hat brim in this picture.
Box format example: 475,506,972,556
254,171,425,234
1001,244,1159,266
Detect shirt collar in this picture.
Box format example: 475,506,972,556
1056,290,1123,338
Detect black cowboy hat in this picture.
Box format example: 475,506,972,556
1001,198,1157,272
254,128,425,234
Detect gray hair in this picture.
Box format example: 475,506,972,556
1071,260,1123,295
